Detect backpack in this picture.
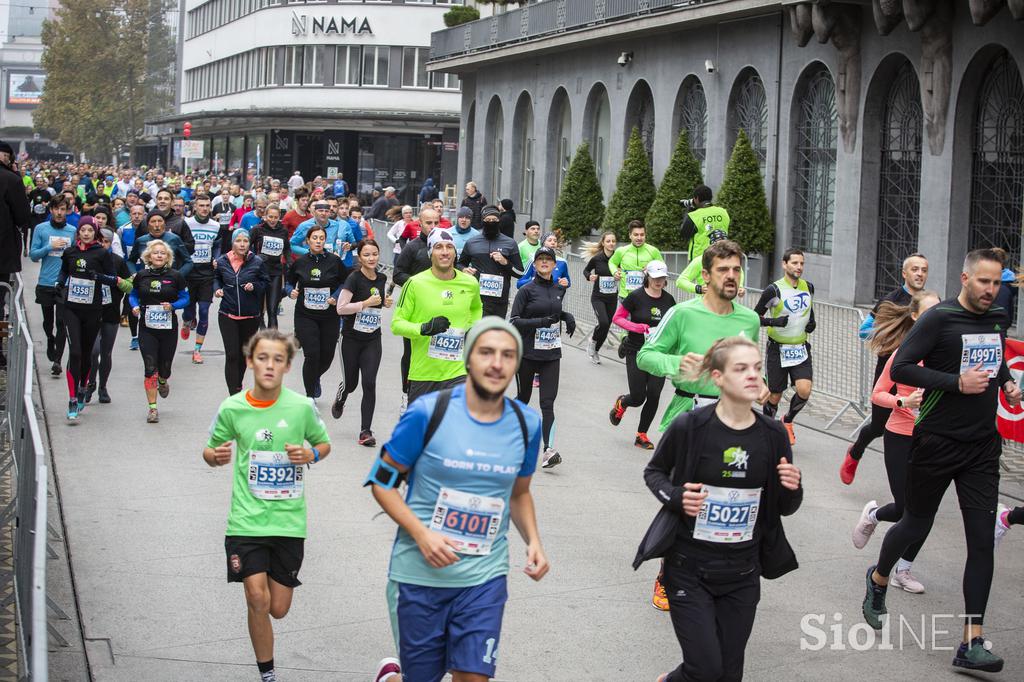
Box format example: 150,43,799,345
423,388,530,456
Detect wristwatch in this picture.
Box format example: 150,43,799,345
896,398,905,408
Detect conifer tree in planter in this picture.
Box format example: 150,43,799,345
717,130,775,264
550,141,605,242
602,127,657,241
443,5,480,27
644,130,704,251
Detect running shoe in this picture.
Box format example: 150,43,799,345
180,324,190,341
358,430,376,447
85,383,96,403
609,395,627,426
192,350,203,364
157,380,169,399
852,500,879,549
889,569,925,594
50,361,61,376
617,343,627,359
260,669,277,682
840,446,859,485
98,388,111,404
66,400,78,422
129,337,139,351
119,315,128,328
399,393,408,416
652,578,669,611
331,379,347,419
541,447,561,469
783,420,796,445
374,657,401,682
189,318,198,331
862,564,887,630
314,380,322,399
635,432,654,450
147,407,159,423
994,503,1011,549
46,337,55,362
953,637,1004,673
76,392,86,414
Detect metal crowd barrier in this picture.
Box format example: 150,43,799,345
0,274,49,681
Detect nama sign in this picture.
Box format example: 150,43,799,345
291,11,373,36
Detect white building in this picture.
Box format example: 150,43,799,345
168,0,463,204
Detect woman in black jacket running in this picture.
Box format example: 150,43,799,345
582,230,619,364
214,228,269,394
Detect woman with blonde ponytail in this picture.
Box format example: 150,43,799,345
582,230,619,363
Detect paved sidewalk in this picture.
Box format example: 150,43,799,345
23,260,1024,681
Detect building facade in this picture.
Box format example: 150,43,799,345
172,0,463,205
429,0,1024,306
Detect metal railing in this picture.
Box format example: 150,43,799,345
0,275,49,681
430,0,720,61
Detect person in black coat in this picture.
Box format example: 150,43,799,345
0,141,30,320
214,228,269,395
498,198,516,239
460,181,487,230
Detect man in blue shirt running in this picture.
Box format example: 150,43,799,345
367,317,550,682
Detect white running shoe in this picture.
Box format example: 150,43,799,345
541,447,562,469
399,393,408,416
995,503,1011,549
889,569,925,594
374,657,401,682
852,500,879,550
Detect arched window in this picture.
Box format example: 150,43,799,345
584,84,612,196
464,102,475,186
548,89,572,207
791,65,837,255
874,62,922,299
678,78,707,175
484,97,504,201
625,80,655,163
729,69,768,174
969,52,1024,273
512,94,535,216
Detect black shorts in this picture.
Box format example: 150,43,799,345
224,535,304,587
765,340,813,393
904,431,1000,516
35,285,60,307
187,276,214,303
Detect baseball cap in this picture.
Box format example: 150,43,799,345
645,260,669,278
533,246,556,262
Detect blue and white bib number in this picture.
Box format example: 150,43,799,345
67,277,95,304
144,307,172,330
598,276,617,295
428,328,465,361
535,325,561,351
960,333,1002,378
429,487,505,555
101,285,112,306
779,343,808,368
324,240,335,253
48,235,68,257
262,236,284,257
625,271,644,291
248,450,304,500
479,273,504,298
192,242,212,263
693,485,762,543
303,287,330,311
353,308,381,333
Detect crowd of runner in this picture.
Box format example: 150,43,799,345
6,157,1024,681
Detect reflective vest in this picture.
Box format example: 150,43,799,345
766,277,812,344
686,205,730,260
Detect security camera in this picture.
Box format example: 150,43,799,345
705,59,716,74
617,51,633,67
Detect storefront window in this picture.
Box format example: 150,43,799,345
228,135,245,176
246,133,267,180
357,133,441,206
211,137,227,174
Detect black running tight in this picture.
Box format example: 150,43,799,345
591,297,616,351
294,313,340,397
850,354,892,460
261,273,284,328
218,314,260,395
621,351,665,434
874,431,927,562
61,306,102,399
89,321,119,389
341,335,382,431
516,358,559,448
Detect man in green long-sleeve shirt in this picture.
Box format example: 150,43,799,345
638,240,761,431
609,220,662,299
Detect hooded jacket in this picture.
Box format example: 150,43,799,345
214,251,270,318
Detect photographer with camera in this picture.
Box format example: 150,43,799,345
680,185,730,264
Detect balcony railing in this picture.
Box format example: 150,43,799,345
430,0,719,62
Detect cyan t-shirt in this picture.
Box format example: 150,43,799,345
382,384,541,588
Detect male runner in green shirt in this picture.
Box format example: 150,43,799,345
609,220,662,299
203,329,332,682
392,229,483,404
518,220,542,267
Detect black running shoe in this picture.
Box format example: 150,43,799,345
331,380,347,419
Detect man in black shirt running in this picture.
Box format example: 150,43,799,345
862,248,1021,674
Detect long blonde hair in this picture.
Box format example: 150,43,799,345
583,230,617,258
689,336,760,383
870,289,939,357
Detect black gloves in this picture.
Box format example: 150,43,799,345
562,311,576,337
543,314,561,327
420,316,451,336
772,315,790,328
694,284,703,294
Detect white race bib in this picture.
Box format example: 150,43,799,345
353,308,381,333
247,450,304,500
429,487,505,555
48,235,68,257
324,240,335,253
779,343,808,368
101,285,112,306
303,287,330,311
625,270,644,291
598,276,617,295
479,273,504,298
144,307,172,329
192,242,212,263
427,328,465,361
262,236,284,257
534,325,561,351
67,277,95,304
960,333,1002,378
693,485,762,543
218,213,231,226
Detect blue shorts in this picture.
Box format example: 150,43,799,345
394,575,507,682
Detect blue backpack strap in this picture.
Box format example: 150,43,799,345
422,388,453,449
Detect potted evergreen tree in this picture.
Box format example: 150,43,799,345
717,130,775,287
644,130,704,251
602,127,656,241
550,141,605,243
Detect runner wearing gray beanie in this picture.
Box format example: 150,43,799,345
464,316,523,368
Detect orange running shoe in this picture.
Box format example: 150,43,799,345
652,578,670,611
784,421,796,445
635,432,654,450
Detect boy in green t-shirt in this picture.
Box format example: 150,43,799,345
203,329,331,682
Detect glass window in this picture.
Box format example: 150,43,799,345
284,46,301,85
362,46,389,87
402,47,428,88
678,79,707,175
303,45,323,85
335,46,361,86
790,66,837,255
432,72,460,91
729,70,768,175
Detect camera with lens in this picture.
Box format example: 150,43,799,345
679,198,696,211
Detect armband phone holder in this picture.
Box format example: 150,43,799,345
364,457,402,489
